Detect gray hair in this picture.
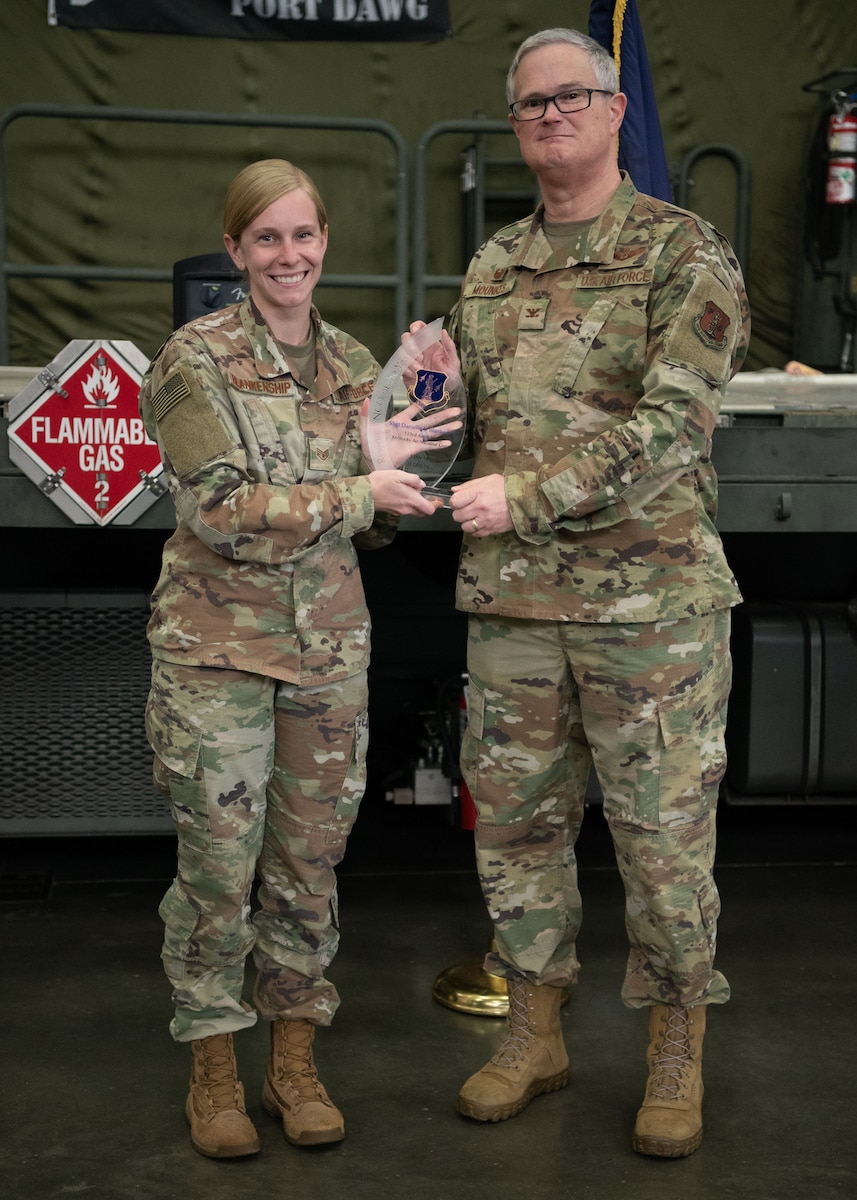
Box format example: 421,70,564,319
506,27,619,105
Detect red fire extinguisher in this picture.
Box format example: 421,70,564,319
826,101,857,204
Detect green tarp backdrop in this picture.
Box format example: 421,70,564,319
2,2,857,370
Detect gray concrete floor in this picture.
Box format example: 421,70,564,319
1,800,856,1200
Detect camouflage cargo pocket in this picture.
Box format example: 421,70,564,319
158,878,199,943
460,677,514,811
459,676,484,804
657,650,731,813
145,661,203,780
613,653,730,831
325,705,369,841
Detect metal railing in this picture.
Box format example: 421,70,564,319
412,117,519,319
0,103,410,361
1,105,753,362
676,142,752,275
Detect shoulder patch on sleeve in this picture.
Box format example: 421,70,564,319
694,300,731,349
663,272,741,387
151,369,191,422
151,366,235,479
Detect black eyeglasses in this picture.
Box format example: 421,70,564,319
509,88,614,122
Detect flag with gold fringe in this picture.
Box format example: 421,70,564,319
588,0,673,201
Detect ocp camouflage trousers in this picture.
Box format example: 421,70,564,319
146,659,368,1041
461,610,732,1009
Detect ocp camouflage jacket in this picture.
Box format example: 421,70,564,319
139,297,393,684
449,175,750,624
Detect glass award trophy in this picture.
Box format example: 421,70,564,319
364,318,466,505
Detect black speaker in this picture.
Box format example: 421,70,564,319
172,252,247,329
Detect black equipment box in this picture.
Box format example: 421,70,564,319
727,602,857,798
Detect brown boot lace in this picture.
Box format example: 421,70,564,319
489,978,536,1068
193,1034,245,1110
456,975,568,1123
646,1006,693,1100
264,1019,344,1145
272,1020,330,1103
633,1004,704,1158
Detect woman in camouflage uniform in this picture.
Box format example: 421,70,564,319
139,159,456,1159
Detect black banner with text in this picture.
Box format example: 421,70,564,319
48,0,452,42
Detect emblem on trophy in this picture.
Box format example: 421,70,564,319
363,318,466,505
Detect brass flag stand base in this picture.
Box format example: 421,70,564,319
431,954,510,1017
432,940,571,1017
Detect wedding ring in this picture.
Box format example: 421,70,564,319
471,518,479,532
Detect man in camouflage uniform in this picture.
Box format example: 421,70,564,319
444,29,750,1156
140,160,449,1159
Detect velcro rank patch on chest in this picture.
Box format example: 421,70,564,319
518,299,550,330
308,438,335,471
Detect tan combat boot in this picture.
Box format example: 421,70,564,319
632,1004,706,1158
262,1019,345,1146
186,1033,260,1159
457,975,569,1122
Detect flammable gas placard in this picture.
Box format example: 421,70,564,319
6,339,165,526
